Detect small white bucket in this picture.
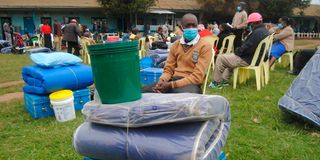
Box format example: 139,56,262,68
50,90,76,122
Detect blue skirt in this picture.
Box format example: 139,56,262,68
271,41,286,59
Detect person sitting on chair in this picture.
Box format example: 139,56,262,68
209,12,269,89
269,16,295,68
142,13,212,94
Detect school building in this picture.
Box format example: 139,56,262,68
0,0,201,39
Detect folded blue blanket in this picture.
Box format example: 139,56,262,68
22,65,93,94
74,120,229,160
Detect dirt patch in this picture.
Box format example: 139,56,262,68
0,92,24,103
0,80,24,88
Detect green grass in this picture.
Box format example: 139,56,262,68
0,54,32,83
0,47,320,159
207,67,320,159
0,84,24,95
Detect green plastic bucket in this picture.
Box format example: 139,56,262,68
88,41,141,104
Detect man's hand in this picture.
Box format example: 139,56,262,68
153,79,172,93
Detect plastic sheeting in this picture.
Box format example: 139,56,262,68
74,93,231,160
30,52,82,68
278,49,320,127
25,47,51,54
82,93,230,128
22,65,94,94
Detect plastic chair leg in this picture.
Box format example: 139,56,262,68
254,69,261,91
233,68,239,89
264,62,269,85
289,53,294,71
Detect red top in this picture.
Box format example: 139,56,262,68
199,29,213,38
41,24,52,34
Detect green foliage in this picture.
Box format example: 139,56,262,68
97,0,156,16
257,0,310,20
197,0,311,21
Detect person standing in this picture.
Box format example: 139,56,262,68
41,20,53,50
232,2,248,50
3,21,12,45
53,19,62,51
63,19,80,56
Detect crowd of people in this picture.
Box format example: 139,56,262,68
142,1,295,93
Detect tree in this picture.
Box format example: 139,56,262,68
257,0,311,21
97,0,156,31
297,0,311,15
197,0,311,22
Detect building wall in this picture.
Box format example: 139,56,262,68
0,10,117,39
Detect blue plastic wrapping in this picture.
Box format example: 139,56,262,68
30,52,82,68
22,65,93,94
278,49,320,127
83,93,230,128
74,93,231,160
25,47,51,54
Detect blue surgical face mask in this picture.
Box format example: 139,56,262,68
237,6,242,12
277,23,284,29
183,28,198,42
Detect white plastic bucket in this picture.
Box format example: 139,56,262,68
50,90,76,122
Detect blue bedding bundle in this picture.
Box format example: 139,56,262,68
278,49,320,127
22,65,94,94
74,93,231,160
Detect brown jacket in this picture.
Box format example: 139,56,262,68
63,23,80,42
160,38,212,88
274,26,295,51
232,10,248,29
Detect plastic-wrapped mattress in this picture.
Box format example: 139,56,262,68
278,49,320,127
74,93,231,160
22,65,94,94
82,93,230,127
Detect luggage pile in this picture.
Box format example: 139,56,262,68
74,41,231,160
22,52,94,119
0,40,12,54
140,49,169,85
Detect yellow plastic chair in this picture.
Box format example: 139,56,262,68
202,36,218,95
80,37,96,64
262,33,275,85
219,35,235,54
138,37,146,59
233,36,269,91
32,34,43,47
202,49,216,95
282,51,294,72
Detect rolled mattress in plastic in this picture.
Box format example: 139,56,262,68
22,65,94,94
73,120,230,160
83,93,230,127
278,49,320,127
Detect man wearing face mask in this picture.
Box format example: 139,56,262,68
209,12,269,89
232,2,248,50
142,13,212,94
269,16,295,67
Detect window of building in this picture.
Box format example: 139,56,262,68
151,18,157,25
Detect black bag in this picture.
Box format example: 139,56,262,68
293,48,318,75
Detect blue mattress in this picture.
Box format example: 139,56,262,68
74,120,230,160
75,93,231,160
22,65,94,94
83,93,230,127
278,49,320,127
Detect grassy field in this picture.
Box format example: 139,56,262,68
0,40,319,159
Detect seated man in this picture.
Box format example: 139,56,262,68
142,13,212,94
209,12,269,89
